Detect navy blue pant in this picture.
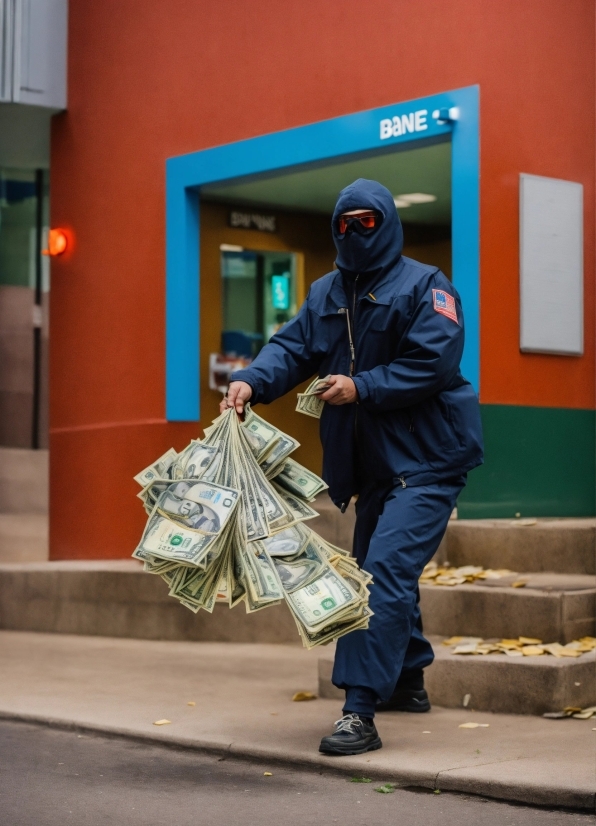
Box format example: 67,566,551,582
332,476,466,718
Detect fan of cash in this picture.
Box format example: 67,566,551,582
132,405,372,648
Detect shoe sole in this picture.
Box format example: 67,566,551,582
376,702,431,713
319,737,383,756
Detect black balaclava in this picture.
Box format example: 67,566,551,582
332,178,404,278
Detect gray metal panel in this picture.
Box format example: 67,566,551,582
0,0,15,102
520,174,583,355
12,0,67,109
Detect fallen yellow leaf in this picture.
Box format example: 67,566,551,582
187,701,196,706
153,719,172,726
292,691,317,702
263,772,273,776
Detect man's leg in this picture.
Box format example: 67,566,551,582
332,477,465,712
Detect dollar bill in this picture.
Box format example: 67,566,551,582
133,513,216,565
134,448,178,487
155,480,239,534
295,375,332,419
171,442,220,481
275,458,328,501
286,566,359,632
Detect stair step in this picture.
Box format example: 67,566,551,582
318,637,596,716
0,562,299,643
444,518,595,575
420,573,596,644
0,448,48,514
0,514,48,562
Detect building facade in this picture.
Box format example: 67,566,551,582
3,0,594,560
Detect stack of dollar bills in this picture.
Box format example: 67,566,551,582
295,375,331,419
132,405,372,648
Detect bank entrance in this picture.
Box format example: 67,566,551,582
198,139,452,472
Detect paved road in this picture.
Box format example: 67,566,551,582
0,721,592,826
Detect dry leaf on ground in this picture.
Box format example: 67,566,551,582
292,691,317,702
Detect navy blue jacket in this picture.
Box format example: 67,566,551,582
231,179,483,507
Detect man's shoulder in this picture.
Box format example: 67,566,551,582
399,256,452,294
305,269,341,308
309,269,340,293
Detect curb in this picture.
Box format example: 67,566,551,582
1,710,593,811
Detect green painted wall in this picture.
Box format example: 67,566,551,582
458,404,595,519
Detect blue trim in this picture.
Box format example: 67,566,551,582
166,85,480,420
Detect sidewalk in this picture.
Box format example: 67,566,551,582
0,631,593,810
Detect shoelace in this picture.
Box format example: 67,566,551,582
334,713,364,734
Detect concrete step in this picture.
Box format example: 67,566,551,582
318,636,596,716
420,573,596,644
444,518,595,575
0,447,48,514
0,514,48,562
0,561,300,643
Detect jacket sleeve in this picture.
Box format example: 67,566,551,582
352,275,464,411
229,295,321,405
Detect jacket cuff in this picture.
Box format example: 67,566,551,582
352,374,370,403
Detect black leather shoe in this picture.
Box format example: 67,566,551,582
376,687,431,713
319,713,382,756
376,668,431,713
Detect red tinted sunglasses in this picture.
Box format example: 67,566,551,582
338,211,379,234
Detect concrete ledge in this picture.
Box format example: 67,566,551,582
446,518,596,574
420,574,596,643
0,514,48,563
0,561,301,644
318,637,596,715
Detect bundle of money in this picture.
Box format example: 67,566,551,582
295,375,332,419
132,405,372,647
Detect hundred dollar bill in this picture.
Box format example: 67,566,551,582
295,375,332,419
271,481,319,522
133,513,216,565
133,448,178,487
241,406,282,461
155,480,239,534
262,523,310,557
296,393,324,419
275,458,328,501
260,432,300,478
171,442,220,480
271,538,328,593
286,567,359,632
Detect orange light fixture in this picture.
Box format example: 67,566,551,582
43,228,69,256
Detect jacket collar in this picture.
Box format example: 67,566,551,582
321,259,405,315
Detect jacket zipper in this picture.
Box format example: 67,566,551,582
339,308,355,376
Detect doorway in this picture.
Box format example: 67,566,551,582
165,86,479,422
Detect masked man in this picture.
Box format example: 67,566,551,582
223,179,483,755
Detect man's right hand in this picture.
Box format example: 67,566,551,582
220,381,253,416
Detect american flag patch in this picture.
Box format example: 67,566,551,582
432,289,458,323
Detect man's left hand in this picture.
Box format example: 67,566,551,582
317,374,358,405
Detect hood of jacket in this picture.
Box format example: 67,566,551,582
332,178,404,277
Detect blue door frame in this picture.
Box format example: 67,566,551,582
165,85,479,421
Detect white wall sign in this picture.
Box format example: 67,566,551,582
520,174,583,356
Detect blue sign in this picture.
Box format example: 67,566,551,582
272,275,290,310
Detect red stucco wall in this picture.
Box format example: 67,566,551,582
49,0,595,558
